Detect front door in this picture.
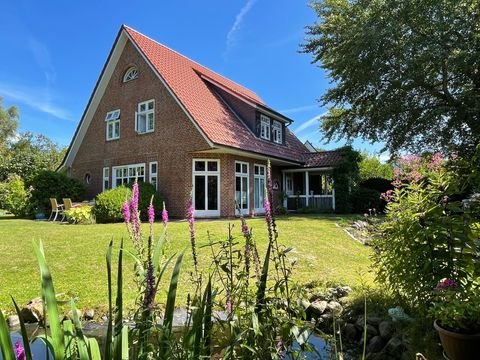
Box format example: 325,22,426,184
193,160,220,217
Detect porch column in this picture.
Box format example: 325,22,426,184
305,171,309,207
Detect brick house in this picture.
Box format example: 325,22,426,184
60,25,341,218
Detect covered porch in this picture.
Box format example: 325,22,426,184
282,168,335,212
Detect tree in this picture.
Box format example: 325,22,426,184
332,145,361,213
359,152,393,181
0,132,66,182
303,0,480,156
0,97,19,150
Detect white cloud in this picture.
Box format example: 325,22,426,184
280,104,319,114
27,37,56,85
0,82,73,121
293,111,328,134
225,0,257,55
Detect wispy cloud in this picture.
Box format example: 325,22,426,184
280,104,319,115
267,30,304,48
0,82,73,121
293,111,328,134
27,37,56,85
224,0,257,57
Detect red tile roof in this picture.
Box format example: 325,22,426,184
302,151,343,168
124,26,313,163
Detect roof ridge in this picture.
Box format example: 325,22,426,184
122,25,263,103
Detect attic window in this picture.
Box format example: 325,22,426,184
123,67,138,82
260,115,271,140
272,120,282,144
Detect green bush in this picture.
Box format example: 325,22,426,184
128,181,164,221
351,186,381,213
93,186,132,223
0,175,32,217
29,170,85,211
65,205,94,224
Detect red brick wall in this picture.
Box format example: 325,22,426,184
71,40,210,217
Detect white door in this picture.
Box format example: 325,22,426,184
254,164,266,214
193,160,220,217
235,161,249,215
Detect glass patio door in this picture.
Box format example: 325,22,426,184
235,161,249,215
193,160,220,217
254,164,266,214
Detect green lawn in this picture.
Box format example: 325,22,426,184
0,214,373,313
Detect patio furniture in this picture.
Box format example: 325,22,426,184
48,198,64,221
62,198,82,222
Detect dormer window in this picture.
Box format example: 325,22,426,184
272,120,282,144
105,109,120,140
123,66,138,82
260,115,271,140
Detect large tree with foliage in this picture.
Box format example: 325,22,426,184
303,0,480,156
0,97,19,151
359,152,393,181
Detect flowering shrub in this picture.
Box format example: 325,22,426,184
0,175,32,217
429,278,480,334
373,154,480,308
65,205,94,224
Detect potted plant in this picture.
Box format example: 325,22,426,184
34,206,46,220
430,278,480,360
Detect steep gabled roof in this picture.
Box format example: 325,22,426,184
123,26,309,163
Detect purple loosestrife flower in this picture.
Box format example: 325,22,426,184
436,278,458,291
15,340,26,360
122,201,131,224
186,196,198,274
148,201,155,226
225,297,233,314
162,201,168,227
130,181,141,238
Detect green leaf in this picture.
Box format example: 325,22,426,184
105,240,113,360
0,309,15,360
113,239,124,360
32,240,64,360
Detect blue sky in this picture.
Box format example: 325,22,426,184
0,0,384,154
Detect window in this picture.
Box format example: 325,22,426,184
103,167,109,191
193,160,220,217
260,115,270,140
235,161,249,214
149,161,158,190
84,173,91,185
112,164,145,187
135,100,155,134
254,164,266,212
272,120,282,144
105,109,120,140
123,66,138,82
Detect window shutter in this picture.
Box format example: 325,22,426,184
282,124,286,145
255,112,261,137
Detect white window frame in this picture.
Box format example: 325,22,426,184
135,99,155,134
123,67,138,82
260,114,271,140
192,159,221,217
235,161,249,215
105,109,120,141
103,167,109,191
149,161,158,191
254,164,266,214
272,120,282,144
112,163,146,188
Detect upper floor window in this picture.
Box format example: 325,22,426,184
105,109,120,140
272,120,282,144
123,67,138,82
135,100,155,134
260,115,270,140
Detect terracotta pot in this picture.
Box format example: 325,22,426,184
434,320,480,360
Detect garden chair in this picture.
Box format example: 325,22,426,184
48,198,64,221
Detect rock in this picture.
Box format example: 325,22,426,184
379,321,395,339
384,336,405,356
344,323,358,341
366,316,383,326
338,296,351,306
367,336,386,354
335,286,352,298
309,300,328,316
7,315,20,328
66,309,83,321
20,297,44,323
84,309,95,320
352,220,369,231
326,301,343,316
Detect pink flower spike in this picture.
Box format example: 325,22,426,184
162,201,169,227
122,201,131,224
15,340,26,360
148,202,155,225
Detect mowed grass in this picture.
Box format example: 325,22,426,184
0,214,373,313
